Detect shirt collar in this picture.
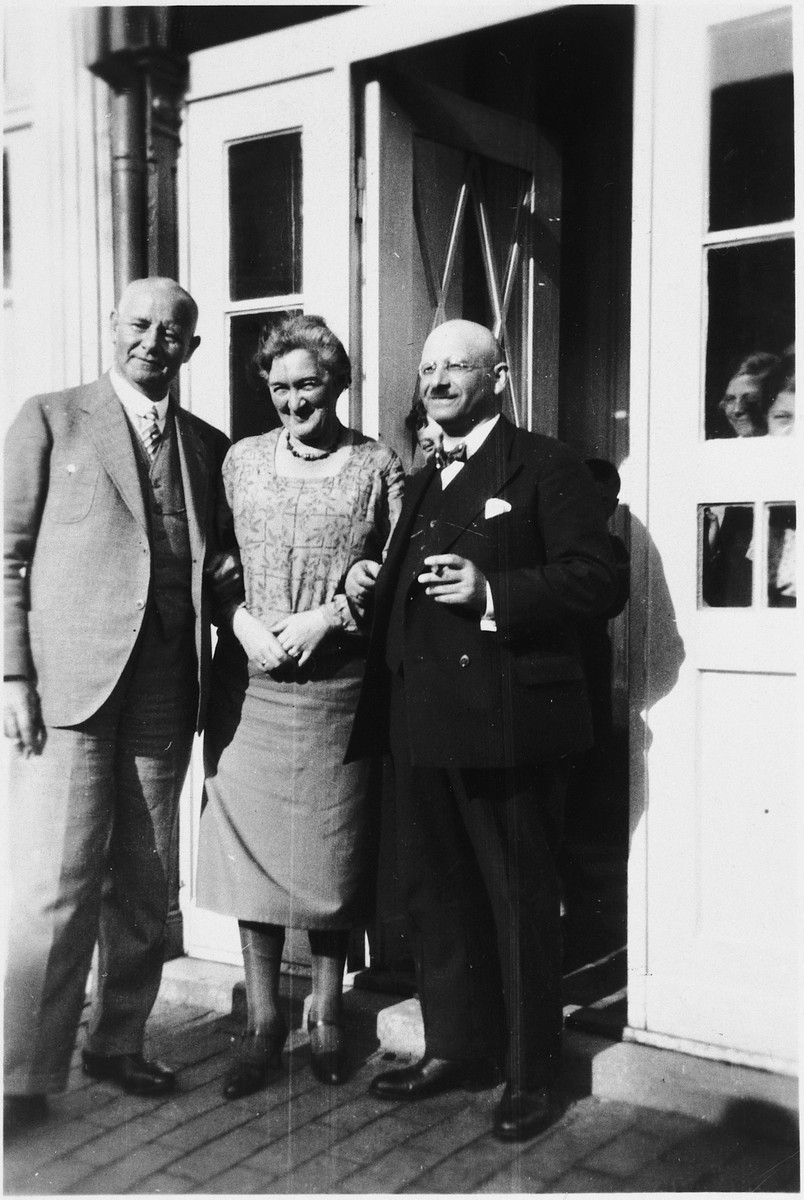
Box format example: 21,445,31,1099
110,368,171,424
441,413,500,460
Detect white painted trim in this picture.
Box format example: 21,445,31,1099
624,1025,798,1077
793,2,804,1049
624,3,657,1038
3,105,33,134
701,219,795,246
361,81,382,441
188,2,555,102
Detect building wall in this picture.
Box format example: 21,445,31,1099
3,7,114,428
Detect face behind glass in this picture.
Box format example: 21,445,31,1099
418,328,503,437
720,372,767,437
416,416,442,460
766,388,795,436
267,348,340,448
112,283,198,399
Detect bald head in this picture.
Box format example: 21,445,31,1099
418,320,508,436
111,277,200,399
117,278,199,334
422,320,503,366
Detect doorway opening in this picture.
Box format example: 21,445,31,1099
354,5,635,1039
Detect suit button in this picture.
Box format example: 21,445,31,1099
459,654,470,668
430,520,437,529
135,599,145,610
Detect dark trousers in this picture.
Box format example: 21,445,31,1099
4,610,196,1095
390,677,567,1090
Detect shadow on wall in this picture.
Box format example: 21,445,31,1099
623,505,686,846
560,501,684,1024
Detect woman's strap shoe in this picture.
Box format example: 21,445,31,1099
307,1016,346,1085
222,1024,286,1100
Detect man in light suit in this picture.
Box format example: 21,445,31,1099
3,278,234,1133
347,320,618,1141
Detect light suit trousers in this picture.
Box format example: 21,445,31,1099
4,612,196,1095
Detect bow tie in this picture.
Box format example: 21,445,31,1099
435,442,467,469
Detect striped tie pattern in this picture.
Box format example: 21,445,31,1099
142,405,161,460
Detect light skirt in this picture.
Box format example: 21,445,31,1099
198,652,372,929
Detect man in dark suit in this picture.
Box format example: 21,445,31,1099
3,277,235,1133
347,320,618,1141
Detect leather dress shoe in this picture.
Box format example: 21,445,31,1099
492,1083,557,1142
222,1023,287,1100
308,1016,346,1086
82,1050,176,1097
369,1055,469,1101
4,1094,49,1138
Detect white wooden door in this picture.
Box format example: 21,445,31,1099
362,77,561,466
629,3,798,1069
179,68,352,963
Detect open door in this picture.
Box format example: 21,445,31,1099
361,74,561,467
360,74,563,971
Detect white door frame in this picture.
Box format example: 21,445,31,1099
625,2,799,1071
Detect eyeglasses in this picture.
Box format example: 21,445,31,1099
418,360,488,380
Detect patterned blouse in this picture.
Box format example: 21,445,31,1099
223,428,404,633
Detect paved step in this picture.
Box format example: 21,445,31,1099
158,957,798,1141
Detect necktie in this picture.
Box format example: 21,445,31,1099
435,442,466,470
141,405,161,460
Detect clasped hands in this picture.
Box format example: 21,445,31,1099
211,551,335,671
232,606,336,671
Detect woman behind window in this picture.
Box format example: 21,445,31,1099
766,349,795,437
717,351,779,438
198,315,404,1098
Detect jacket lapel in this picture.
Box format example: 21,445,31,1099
173,402,210,563
427,416,523,556
383,461,437,573
82,374,148,531
376,461,437,610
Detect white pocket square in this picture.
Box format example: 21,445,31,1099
485,498,512,519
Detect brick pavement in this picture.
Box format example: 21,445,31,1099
3,991,800,1195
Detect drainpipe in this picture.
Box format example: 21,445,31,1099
87,9,187,297
108,76,147,292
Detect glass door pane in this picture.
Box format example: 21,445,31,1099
228,133,302,301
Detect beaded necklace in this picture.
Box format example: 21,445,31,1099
284,428,342,461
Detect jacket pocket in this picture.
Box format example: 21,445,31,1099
47,463,100,523
513,652,584,686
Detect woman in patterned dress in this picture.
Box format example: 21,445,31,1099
198,315,404,1098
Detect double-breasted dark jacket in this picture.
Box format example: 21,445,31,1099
4,373,232,731
347,415,620,769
